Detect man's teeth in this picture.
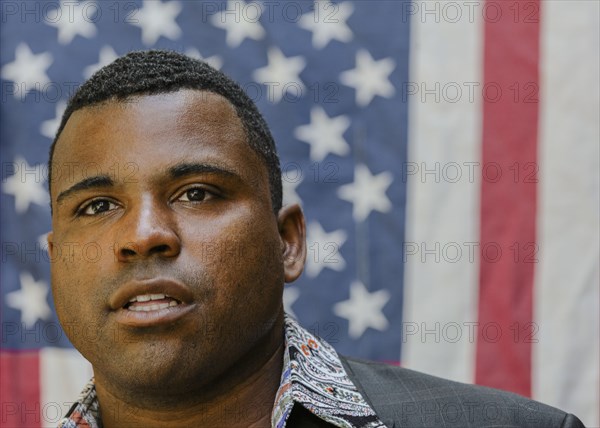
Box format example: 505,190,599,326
127,294,179,311
129,293,167,303
128,300,178,312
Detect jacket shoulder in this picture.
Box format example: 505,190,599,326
340,356,585,428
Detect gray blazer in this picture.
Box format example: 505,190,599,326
340,356,585,428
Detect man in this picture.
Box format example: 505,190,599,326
48,50,584,428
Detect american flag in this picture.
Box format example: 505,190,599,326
1,1,598,426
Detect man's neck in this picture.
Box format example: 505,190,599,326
95,325,285,428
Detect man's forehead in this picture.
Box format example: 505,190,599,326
50,89,265,193
67,90,240,127
55,90,245,154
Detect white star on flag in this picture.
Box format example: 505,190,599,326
40,100,67,139
185,48,223,70
6,272,52,328
132,0,182,46
253,47,306,104
83,45,118,79
282,170,303,206
298,0,354,49
2,156,50,213
283,286,300,319
38,232,50,252
210,0,265,48
306,221,347,278
294,106,350,162
337,164,392,222
45,0,97,45
333,281,390,339
1,43,53,100
340,49,395,107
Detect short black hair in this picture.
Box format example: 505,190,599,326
48,49,282,213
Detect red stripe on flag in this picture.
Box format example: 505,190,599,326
0,350,41,428
476,0,541,397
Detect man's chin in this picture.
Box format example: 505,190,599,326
97,363,211,404
93,345,212,392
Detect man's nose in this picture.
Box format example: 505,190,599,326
114,197,181,262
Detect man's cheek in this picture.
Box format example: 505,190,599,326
61,317,104,349
219,240,279,274
50,239,107,268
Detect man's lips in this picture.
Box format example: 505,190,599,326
109,278,195,327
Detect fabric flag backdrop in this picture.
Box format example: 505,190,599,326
0,1,598,426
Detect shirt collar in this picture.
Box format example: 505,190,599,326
58,380,100,428
59,313,386,428
271,314,386,428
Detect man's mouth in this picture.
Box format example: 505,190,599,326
110,278,195,327
125,294,181,312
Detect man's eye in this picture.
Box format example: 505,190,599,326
178,188,209,202
79,199,118,216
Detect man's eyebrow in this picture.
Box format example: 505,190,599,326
55,164,239,204
168,162,240,180
56,175,114,204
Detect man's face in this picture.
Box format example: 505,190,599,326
49,90,299,396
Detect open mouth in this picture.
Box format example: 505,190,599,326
124,293,182,312
110,278,195,327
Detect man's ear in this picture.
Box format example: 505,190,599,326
277,204,306,283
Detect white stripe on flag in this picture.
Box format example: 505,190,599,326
534,1,600,426
402,3,483,383
40,348,93,428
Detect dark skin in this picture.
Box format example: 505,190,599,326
48,90,306,427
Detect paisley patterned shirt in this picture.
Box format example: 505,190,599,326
57,314,386,428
